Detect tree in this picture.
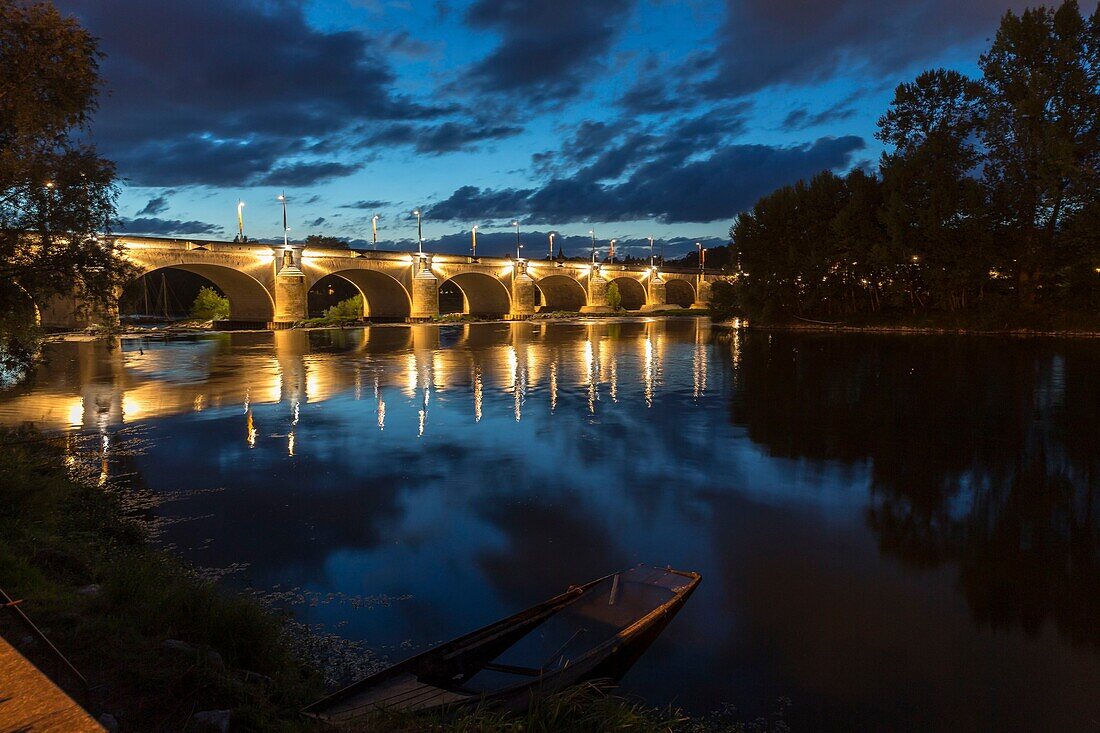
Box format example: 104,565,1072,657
190,286,229,321
979,1,1100,304
0,2,131,373
877,69,990,311
305,234,349,248
606,281,622,310
323,295,363,321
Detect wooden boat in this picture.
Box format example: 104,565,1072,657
302,565,700,722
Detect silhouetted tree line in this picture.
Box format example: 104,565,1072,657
721,2,1099,325
717,329,1100,646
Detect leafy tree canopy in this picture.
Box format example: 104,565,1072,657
0,1,132,373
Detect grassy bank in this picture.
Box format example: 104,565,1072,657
0,427,784,732
0,427,322,731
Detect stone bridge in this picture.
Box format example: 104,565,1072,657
40,235,721,329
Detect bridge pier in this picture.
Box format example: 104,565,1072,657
580,267,613,313
410,257,439,320
692,276,711,310
271,248,308,327
642,272,677,312
510,263,536,318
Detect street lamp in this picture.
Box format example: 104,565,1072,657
589,230,597,264
471,225,478,259
548,232,555,260
237,200,246,242
512,220,522,259
371,214,379,249
413,208,423,254
278,193,289,249
648,236,654,267
696,242,703,271
609,238,618,264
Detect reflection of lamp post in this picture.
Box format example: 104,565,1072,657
371,214,379,249
548,232,555,260
589,229,596,264
471,225,478,259
413,209,423,254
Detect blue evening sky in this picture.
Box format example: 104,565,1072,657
56,0,1096,258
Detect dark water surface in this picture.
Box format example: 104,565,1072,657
3,320,1098,731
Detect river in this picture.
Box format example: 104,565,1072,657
1,319,1098,731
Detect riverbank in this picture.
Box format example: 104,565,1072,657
0,427,777,733
0,427,323,731
715,319,1100,338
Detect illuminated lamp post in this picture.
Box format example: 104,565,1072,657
371,214,379,249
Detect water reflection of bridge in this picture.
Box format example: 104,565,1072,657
4,321,721,445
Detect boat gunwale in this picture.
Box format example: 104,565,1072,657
301,566,700,720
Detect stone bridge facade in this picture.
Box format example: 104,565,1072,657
40,236,720,329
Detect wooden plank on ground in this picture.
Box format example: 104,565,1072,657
0,633,104,733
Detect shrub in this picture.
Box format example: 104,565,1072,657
324,295,363,321
190,286,230,321
606,282,622,310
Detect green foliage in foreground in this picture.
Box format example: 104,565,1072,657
0,428,321,731
190,285,230,321
353,683,790,733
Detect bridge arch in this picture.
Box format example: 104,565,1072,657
439,272,511,317
535,274,587,312
326,269,411,320
126,264,275,321
608,276,647,310
665,279,695,308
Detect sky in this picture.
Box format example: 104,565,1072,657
54,0,1095,258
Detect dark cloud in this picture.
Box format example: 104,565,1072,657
429,136,865,224
56,0,446,187
700,0,1035,97
118,217,224,236
616,56,681,114
339,200,390,210
253,161,362,187
537,105,752,185
463,0,635,101
783,101,860,131
363,121,523,154
136,195,169,216
309,217,326,227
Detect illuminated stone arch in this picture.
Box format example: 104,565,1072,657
325,269,412,320
535,274,588,312
608,276,647,310
665,278,696,308
127,264,275,321
439,272,511,317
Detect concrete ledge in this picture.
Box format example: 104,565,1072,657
640,304,682,312
579,305,615,313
